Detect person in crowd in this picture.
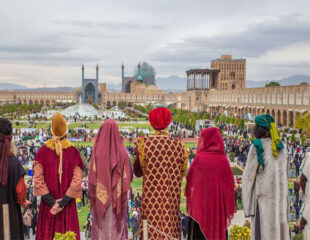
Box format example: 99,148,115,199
0,118,27,240
185,127,236,240
83,212,92,239
34,113,85,240
131,211,139,240
88,119,132,240
81,178,88,206
242,114,289,240
23,207,33,239
134,107,188,240
77,197,82,211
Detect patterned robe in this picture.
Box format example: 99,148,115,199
134,133,188,240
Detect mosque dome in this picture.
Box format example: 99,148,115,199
134,62,156,85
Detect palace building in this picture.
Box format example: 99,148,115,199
0,55,309,127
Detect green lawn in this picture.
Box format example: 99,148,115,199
78,204,90,230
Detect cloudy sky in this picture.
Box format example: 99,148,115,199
0,0,309,87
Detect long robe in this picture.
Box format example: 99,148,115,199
35,145,84,240
134,133,188,240
242,138,289,240
300,153,310,239
0,156,25,240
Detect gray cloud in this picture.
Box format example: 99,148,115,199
151,13,310,63
53,19,165,31
0,0,310,85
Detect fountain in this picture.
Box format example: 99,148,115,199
61,103,99,118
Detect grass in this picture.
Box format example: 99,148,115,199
231,166,244,175
12,121,152,131
78,204,90,230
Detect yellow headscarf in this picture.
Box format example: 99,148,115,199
45,113,72,184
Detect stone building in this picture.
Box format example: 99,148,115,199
210,55,246,90
0,55,309,127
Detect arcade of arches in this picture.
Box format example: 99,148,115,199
206,85,310,128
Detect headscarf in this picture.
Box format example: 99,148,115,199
88,119,132,229
0,133,12,186
149,107,172,130
253,114,284,169
48,113,68,184
185,128,235,240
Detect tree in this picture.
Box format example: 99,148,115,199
265,81,280,87
295,113,310,137
238,119,245,129
118,100,126,109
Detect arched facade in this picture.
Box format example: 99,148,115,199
207,85,310,127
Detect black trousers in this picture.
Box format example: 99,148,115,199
187,218,228,240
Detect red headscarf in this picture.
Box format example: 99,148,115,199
0,133,12,186
88,119,132,228
185,127,235,240
149,107,171,130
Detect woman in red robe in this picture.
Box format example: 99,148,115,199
34,113,84,240
185,127,236,240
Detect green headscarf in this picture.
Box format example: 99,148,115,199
252,114,284,169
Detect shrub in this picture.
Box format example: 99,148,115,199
229,225,250,240
293,234,304,240
138,131,145,137
53,231,76,240
229,152,236,162
231,166,243,175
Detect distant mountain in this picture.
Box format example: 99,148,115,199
106,76,187,92
0,82,28,90
27,87,75,92
0,82,75,92
246,75,310,88
156,75,187,92
107,83,122,92
2,74,309,92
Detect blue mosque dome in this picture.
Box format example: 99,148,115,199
134,62,156,85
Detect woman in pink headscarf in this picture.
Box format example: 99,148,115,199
89,119,132,240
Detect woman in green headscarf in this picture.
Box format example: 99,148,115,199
242,114,289,240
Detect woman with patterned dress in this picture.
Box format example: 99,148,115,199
89,119,132,240
185,127,236,240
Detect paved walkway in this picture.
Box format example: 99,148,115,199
230,210,249,229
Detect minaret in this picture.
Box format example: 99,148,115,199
82,64,84,82
121,64,124,80
96,64,99,81
137,62,143,82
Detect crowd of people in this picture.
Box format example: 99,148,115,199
1,107,310,239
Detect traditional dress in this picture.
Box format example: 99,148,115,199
89,119,132,240
0,129,27,240
242,114,289,240
185,127,235,240
34,113,84,240
299,152,310,239
134,108,188,240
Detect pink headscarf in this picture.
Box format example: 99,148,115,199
88,119,132,228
